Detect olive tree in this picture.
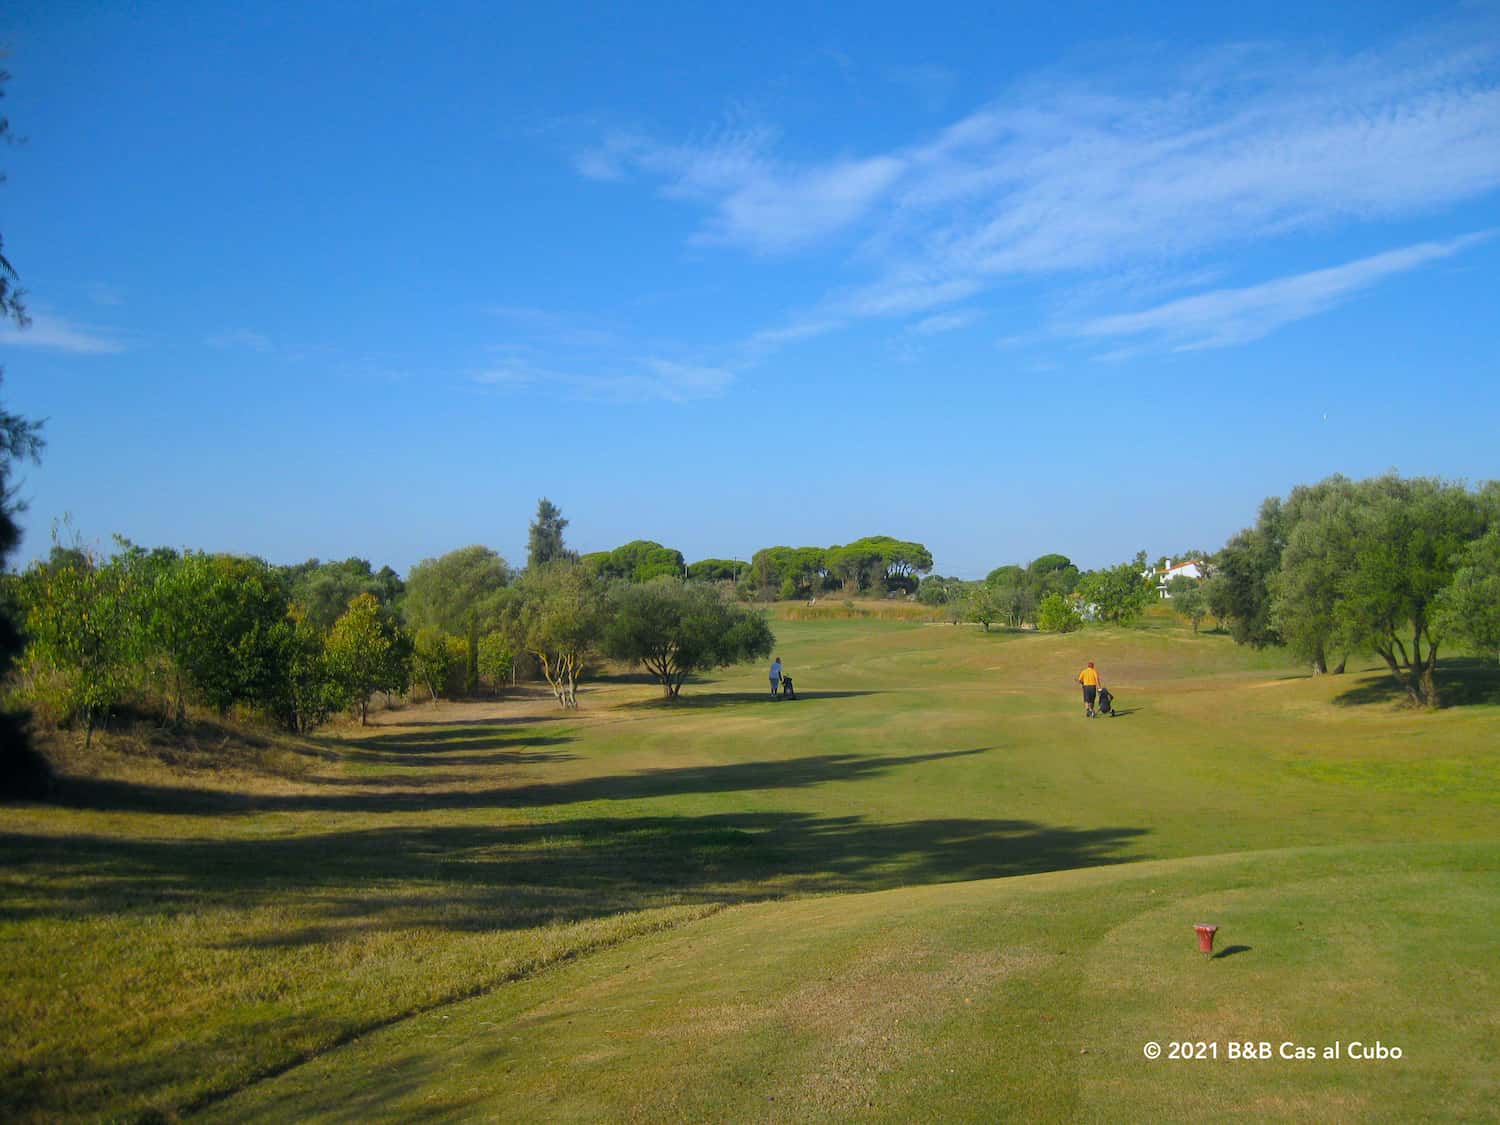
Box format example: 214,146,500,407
1435,526,1500,664
516,562,606,708
603,578,774,698
1333,476,1484,709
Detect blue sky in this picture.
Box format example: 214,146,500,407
1,1,1497,579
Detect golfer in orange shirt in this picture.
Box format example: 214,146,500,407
1077,661,1103,718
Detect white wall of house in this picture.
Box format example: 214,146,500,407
1155,558,1204,598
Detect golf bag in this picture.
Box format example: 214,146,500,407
780,675,796,700
1096,686,1114,716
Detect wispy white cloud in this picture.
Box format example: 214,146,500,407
579,24,1500,353
472,366,538,388
472,356,734,403
1077,232,1494,350
911,309,979,335
207,329,273,352
576,122,906,253
744,318,845,350
0,309,125,354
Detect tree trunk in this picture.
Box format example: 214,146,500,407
1419,638,1440,709
1375,645,1422,707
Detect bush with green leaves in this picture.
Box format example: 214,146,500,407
326,593,411,725
1037,592,1082,633
17,545,137,745
477,631,513,694
1076,560,1155,625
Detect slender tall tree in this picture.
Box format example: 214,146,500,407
527,498,574,569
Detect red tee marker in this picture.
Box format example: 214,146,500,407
1195,923,1219,954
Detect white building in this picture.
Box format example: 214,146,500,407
1147,558,1205,598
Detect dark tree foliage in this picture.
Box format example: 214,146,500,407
527,498,575,569
686,558,746,584
917,575,970,605
604,578,774,698
283,557,404,631
585,540,686,583
0,66,51,795
747,546,827,599
1214,497,1286,648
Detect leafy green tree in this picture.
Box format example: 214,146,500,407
995,583,1036,628
1435,526,1500,664
825,543,881,593
1215,498,1286,647
411,628,466,703
111,540,184,718
150,552,293,717
604,578,775,698
1168,576,1209,634
917,575,968,606
1333,476,1484,708
404,545,510,695
687,558,745,583
1025,554,1080,599
515,562,606,708
527,498,575,569
273,603,336,733
18,543,136,745
1077,560,1154,625
985,564,1026,587
748,546,827,599
981,556,1073,626
1201,573,1232,632
966,584,1004,632
586,540,685,583
477,631,513,694
326,593,411,725
403,545,511,635
284,557,403,631
827,536,933,594
1037,592,1082,633
1268,476,1359,673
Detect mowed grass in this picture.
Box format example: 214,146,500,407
3,610,1498,1121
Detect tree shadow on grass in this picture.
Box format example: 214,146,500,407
621,690,882,711
0,803,1150,1120
41,747,992,817
1332,657,1500,709
0,807,1149,938
372,711,567,730
339,728,579,766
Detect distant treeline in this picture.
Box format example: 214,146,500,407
6,474,1497,754
2,500,775,745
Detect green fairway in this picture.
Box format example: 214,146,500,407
3,614,1498,1121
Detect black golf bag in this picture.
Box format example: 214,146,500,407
1096,686,1113,716
780,675,795,700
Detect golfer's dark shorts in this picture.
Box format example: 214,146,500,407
1082,685,1097,705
